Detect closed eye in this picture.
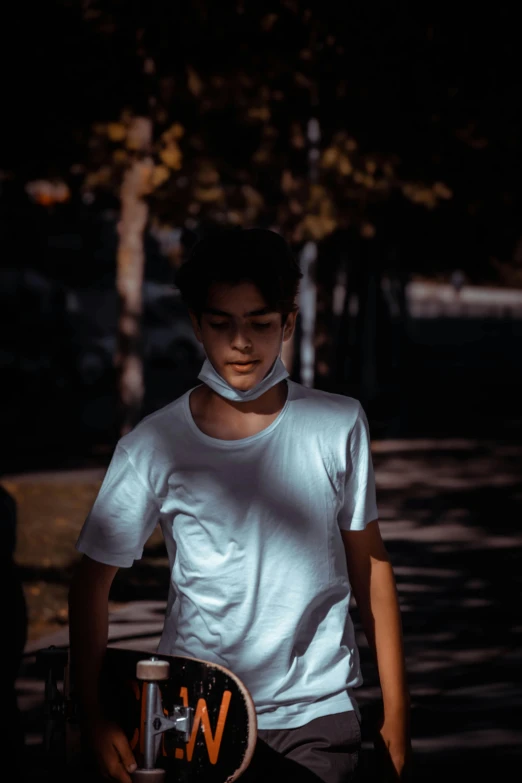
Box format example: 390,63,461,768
208,322,272,330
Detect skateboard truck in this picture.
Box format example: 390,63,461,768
133,656,193,783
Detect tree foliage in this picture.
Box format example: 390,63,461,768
4,0,522,283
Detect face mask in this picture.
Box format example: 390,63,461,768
197,331,289,402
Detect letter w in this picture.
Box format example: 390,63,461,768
185,690,232,764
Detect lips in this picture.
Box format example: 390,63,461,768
229,360,259,372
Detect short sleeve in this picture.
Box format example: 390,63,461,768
75,443,160,567
337,404,379,531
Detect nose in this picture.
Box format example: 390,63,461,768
230,324,252,350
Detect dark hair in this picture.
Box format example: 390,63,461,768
175,228,303,324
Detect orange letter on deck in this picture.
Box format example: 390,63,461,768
185,691,232,764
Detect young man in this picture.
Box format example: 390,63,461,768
69,228,411,783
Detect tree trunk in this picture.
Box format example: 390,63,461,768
357,240,379,408
115,117,154,435
298,112,321,388
298,240,317,388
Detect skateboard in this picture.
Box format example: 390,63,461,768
37,645,257,782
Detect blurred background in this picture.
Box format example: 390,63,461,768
1,1,521,780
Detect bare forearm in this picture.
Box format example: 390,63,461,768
355,559,410,717
343,522,411,774
68,569,111,720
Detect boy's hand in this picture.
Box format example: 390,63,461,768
373,713,413,781
83,715,137,782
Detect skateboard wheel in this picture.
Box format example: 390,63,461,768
136,658,170,681
131,769,166,783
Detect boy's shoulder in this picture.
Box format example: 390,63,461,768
117,389,190,457
288,380,363,424
286,382,366,447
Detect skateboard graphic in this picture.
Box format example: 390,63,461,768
38,645,257,782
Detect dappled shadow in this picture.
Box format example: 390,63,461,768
16,440,522,781
18,542,171,603
354,440,522,779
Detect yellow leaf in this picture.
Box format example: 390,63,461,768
402,183,437,208
187,66,203,97
228,210,243,225
163,123,185,142
360,222,376,238
151,165,171,188
107,122,126,142
171,123,185,140
242,185,264,208
193,186,224,203
197,163,220,186
160,142,182,170
433,181,453,199
338,155,353,176
309,184,327,205
281,170,296,193
248,106,271,122
290,124,305,149
85,166,113,188
303,214,337,241
321,147,339,168
113,149,128,164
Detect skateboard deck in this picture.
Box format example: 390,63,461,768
38,645,257,783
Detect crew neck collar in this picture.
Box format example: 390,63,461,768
183,379,293,448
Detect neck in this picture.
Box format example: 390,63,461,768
204,379,287,416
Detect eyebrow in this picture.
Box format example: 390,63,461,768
202,306,275,317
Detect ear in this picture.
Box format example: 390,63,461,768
188,310,203,343
283,308,298,342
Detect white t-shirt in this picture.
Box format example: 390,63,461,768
76,379,378,729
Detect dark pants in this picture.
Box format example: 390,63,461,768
242,711,361,783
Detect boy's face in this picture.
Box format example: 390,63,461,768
189,281,297,390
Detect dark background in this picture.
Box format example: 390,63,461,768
2,1,522,472
1,3,521,780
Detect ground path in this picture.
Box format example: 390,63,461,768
12,438,522,781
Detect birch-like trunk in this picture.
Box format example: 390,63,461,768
299,115,321,388
115,117,154,435
299,240,317,387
